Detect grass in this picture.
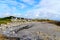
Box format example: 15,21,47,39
0,34,8,40
0,34,18,40
32,19,60,26
0,16,60,26
0,19,11,24
0,16,12,24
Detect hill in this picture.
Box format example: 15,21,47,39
0,16,60,26
0,16,12,24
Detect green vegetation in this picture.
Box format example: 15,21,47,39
32,19,60,26
0,16,60,26
0,16,13,24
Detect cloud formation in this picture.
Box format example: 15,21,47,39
0,0,60,20
25,0,60,20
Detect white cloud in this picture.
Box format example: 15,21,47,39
25,0,60,20
0,0,60,20
0,0,26,17
1,0,27,9
2,13,22,17
20,0,35,5
9,0,27,9
18,3,27,9
3,13,11,17
12,13,21,17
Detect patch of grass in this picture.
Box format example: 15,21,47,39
33,19,60,26
0,34,17,40
0,34,7,40
0,19,11,24
0,16,12,24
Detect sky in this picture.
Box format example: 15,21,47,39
0,0,60,20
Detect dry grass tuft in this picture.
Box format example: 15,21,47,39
0,34,16,40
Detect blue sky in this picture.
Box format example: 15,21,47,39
0,0,60,20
